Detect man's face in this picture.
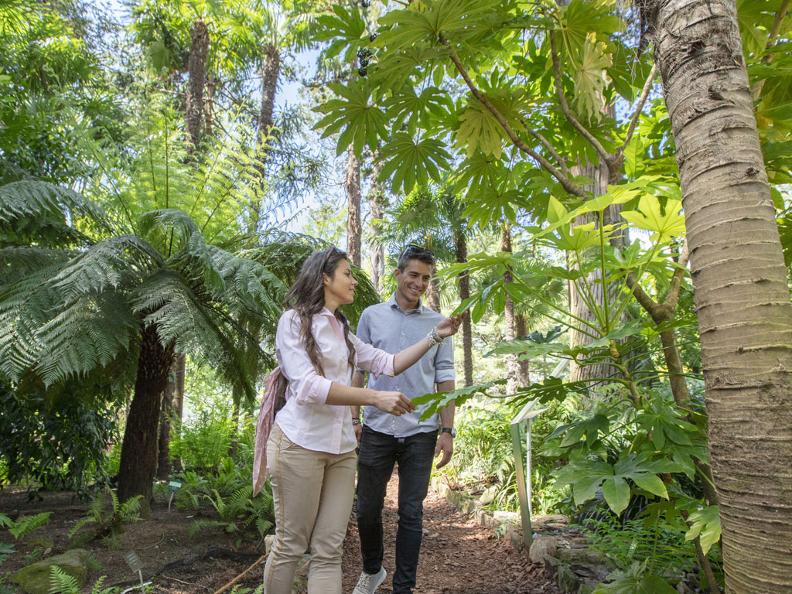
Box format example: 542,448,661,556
395,259,433,303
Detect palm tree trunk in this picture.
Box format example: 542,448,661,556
501,224,530,393
454,228,473,386
119,325,174,506
346,147,362,267
256,43,281,173
648,1,792,590
185,20,209,152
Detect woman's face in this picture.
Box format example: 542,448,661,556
324,258,358,306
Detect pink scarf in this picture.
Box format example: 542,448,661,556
252,367,285,496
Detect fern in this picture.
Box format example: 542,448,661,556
89,576,119,594
48,566,80,594
8,512,51,540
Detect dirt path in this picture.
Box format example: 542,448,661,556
341,477,559,594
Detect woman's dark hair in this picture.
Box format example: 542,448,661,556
286,247,356,375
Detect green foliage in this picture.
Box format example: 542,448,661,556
593,561,677,594
685,505,721,555
1,512,52,541
68,489,142,544
189,485,275,545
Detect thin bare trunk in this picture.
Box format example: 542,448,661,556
185,21,208,152
426,277,441,313
454,228,473,386
501,224,530,393
647,1,792,590
368,156,386,293
346,147,362,267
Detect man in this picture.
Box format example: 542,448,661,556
352,245,457,594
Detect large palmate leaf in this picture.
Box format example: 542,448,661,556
620,196,685,243
378,132,451,194
385,86,452,132
314,4,368,63
455,99,507,158
556,453,679,514
314,81,388,158
573,33,613,121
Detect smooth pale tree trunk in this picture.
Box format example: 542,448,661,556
119,325,174,506
501,224,530,394
647,1,792,590
185,20,208,151
368,157,386,293
346,147,362,267
454,228,473,386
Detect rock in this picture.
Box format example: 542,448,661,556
478,485,497,505
556,564,581,593
529,535,559,564
556,547,611,568
13,549,92,594
492,511,520,525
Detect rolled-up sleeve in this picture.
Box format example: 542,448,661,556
276,311,332,404
350,331,395,378
434,335,456,383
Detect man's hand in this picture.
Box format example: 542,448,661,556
435,315,462,339
354,422,363,444
434,432,454,469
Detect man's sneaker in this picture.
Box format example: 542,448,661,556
352,567,387,594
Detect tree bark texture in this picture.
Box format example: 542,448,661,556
368,156,386,293
256,43,281,174
568,159,621,383
118,324,174,505
649,1,792,590
185,20,209,151
454,228,473,386
346,147,362,267
501,225,530,393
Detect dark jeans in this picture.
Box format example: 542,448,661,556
356,425,438,594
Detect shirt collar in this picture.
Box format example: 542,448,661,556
319,307,337,318
388,293,424,314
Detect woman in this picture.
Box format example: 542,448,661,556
263,247,460,594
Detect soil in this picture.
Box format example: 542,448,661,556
0,478,558,594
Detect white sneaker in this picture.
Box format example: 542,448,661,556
352,567,387,594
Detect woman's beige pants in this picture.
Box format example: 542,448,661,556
262,424,356,594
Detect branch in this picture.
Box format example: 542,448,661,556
616,63,657,159
664,239,689,310
625,273,662,321
519,118,571,176
549,33,611,165
442,38,585,197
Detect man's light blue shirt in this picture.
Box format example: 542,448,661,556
357,294,455,438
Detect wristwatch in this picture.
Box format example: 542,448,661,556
440,427,456,438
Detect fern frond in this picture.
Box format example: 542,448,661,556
118,495,142,523
188,519,227,537
255,518,273,537
48,565,80,594
0,247,69,285
8,512,51,540
67,516,97,541
0,180,111,240
35,292,138,386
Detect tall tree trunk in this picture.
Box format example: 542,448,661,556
185,20,209,152
426,277,441,313
454,228,473,386
568,159,623,383
648,1,792,590
501,224,530,393
346,147,362,267
119,325,174,506
368,156,386,293
156,370,175,481
256,43,281,173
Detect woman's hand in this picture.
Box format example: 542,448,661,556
374,391,415,416
435,315,463,339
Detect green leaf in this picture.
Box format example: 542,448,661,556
620,196,685,243
412,379,506,420
572,33,613,121
314,81,388,158
601,476,630,515
378,133,452,194
685,505,721,554
630,473,668,500
455,99,506,158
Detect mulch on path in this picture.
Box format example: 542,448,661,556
340,475,559,594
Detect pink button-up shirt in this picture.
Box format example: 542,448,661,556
274,308,395,454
